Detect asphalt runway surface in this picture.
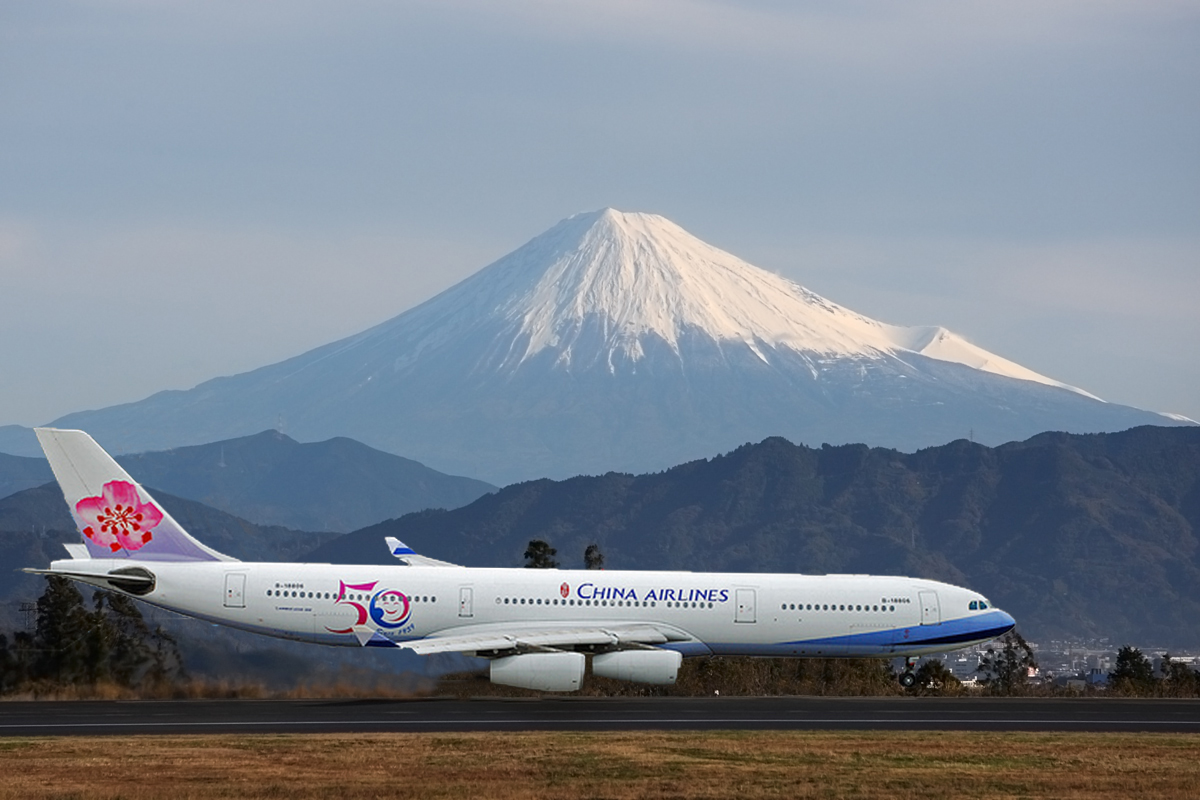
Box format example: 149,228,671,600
2,697,1199,735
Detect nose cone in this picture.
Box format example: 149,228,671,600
996,609,1016,634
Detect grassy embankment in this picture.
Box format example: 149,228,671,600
1,732,1197,799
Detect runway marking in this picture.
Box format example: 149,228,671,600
3,718,1200,730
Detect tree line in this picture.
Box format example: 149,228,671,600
523,539,605,570
0,577,183,696
1107,646,1200,697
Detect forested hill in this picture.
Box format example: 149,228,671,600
307,425,1200,647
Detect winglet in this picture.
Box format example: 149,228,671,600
386,537,416,557
384,537,460,568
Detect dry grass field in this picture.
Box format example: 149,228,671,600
0,731,1197,799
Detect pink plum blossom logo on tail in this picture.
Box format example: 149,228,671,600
75,480,164,553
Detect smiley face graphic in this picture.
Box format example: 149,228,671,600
369,590,411,629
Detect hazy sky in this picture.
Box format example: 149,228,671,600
2,1,1198,430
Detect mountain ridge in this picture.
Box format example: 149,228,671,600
0,430,496,531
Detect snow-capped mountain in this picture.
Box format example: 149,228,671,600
30,209,1189,484
423,209,1093,394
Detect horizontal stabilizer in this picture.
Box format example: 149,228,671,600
62,543,90,560
24,565,156,595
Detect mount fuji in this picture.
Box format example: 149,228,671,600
20,209,1190,484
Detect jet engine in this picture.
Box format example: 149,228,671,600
591,649,682,685
489,652,586,692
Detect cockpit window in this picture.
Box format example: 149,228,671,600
980,600,988,609
969,600,978,611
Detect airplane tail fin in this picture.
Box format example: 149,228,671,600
35,428,235,562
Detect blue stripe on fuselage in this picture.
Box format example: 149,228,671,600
784,610,1014,650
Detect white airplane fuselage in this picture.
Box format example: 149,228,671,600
50,557,1014,659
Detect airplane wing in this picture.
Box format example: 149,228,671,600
393,623,682,655
385,537,461,567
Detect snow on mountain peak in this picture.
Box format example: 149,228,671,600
378,208,1093,397
497,208,900,365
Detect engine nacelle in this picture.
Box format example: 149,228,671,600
490,652,586,692
592,649,683,685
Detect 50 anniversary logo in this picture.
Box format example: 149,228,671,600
325,580,413,634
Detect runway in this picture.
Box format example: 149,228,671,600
2,697,1199,735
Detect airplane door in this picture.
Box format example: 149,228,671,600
735,588,757,623
919,590,940,625
224,573,246,608
459,586,474,618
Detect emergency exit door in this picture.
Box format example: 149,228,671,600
735,588,757,623
224,573,245,608
919,590,941,625
459,586,474,618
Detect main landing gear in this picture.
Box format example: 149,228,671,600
898,657,917,688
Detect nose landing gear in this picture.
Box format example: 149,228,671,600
898,657,917,688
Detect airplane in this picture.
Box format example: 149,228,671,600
26,427,1016,691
